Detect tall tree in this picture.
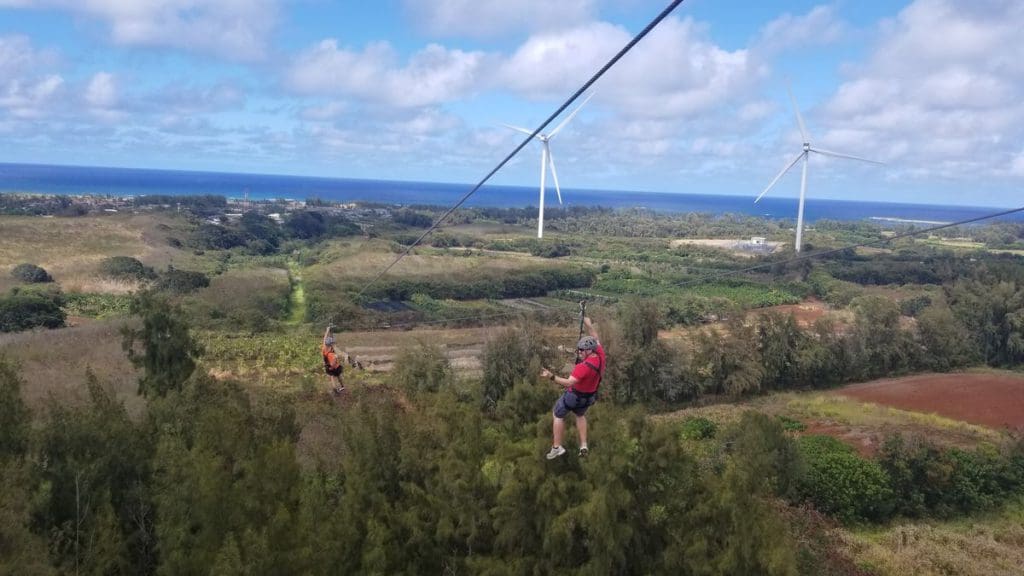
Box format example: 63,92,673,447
121,292,202,398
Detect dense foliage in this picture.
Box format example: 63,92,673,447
98,256,157,282
362,267,596,302
0,288,65,332
10,263,52,283
155,267,210,294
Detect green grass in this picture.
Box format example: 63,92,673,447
286,262,306,325
62,293,134,319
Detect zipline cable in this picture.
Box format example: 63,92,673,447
355,0,688,298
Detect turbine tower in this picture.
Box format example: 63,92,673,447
504,93,594,238
756,88,883,252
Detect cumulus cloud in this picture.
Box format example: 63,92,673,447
403,0,596,39
821,0,1024,180
755,5,845,54
286,40,487,108
497,18,761,120
85,72,117,108
0,35,64,119
1,0,278,61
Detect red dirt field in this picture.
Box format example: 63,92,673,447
837,373,1024,430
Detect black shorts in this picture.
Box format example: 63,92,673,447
325,365,343,377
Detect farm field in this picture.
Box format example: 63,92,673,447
838,372,1024,430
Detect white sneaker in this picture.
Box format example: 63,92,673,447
546,446,566,460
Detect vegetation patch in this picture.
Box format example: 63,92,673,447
10,263,52,283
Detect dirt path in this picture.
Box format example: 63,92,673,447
286,262,306,325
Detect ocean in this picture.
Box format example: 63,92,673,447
1,162,1020,224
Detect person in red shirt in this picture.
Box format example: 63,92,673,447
541,316,604,459
321,326,345,396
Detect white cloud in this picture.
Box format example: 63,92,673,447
286,40,487,108
1012,150,1024,176
821,0,1024,180
403,0,596,38
755,5,845,54
2,0,278,61
85,72,117,108
497,18,760,120
0,35,64,119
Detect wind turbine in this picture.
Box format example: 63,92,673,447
756,88,883,252
505,92,594,238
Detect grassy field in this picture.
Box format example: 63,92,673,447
0,213,214,293
0,319,144,416
308,238,560,280
840,497,1024,576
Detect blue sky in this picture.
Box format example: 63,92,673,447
0,0,1022,207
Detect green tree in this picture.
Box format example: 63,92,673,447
692,319,764,398
604,299,691,403
36,371,152,574
152,377,309,575
0,359,30,461
121,292,202,398
847,295,918,379
917,303,976,371
756,312,805,390
480,319,552,411
392,340,451,394
949,279,1024,365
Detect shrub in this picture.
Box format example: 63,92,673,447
797,435,893,523
190,223,246,250
729,412,804,499
776,415,807,432
392,341,451,394
480,320,553,411
10,263,52,283
156,267,210,294
0,290,66,332
98,256,157,281
680,417,716,440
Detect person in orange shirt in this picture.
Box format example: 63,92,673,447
322,326,345,396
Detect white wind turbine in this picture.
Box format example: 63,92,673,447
756,88,884,252
505,93,594,238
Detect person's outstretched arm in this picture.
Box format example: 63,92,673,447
323,325,332,345
584,317,599,342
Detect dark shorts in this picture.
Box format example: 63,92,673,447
553,390,596,418
325,365,343,377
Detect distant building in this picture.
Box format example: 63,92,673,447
750,236,766,245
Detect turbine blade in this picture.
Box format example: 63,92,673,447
786,84,810,143
546,143,563,205
810,147,885,165
502,123,538,138
755,152,804,203
549,92,595,138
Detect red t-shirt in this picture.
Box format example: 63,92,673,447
570,344,605,394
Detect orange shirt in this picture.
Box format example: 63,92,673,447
322,344,341,369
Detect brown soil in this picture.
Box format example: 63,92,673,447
803,420,879,457
753,298,829,328
837,372,1024,430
